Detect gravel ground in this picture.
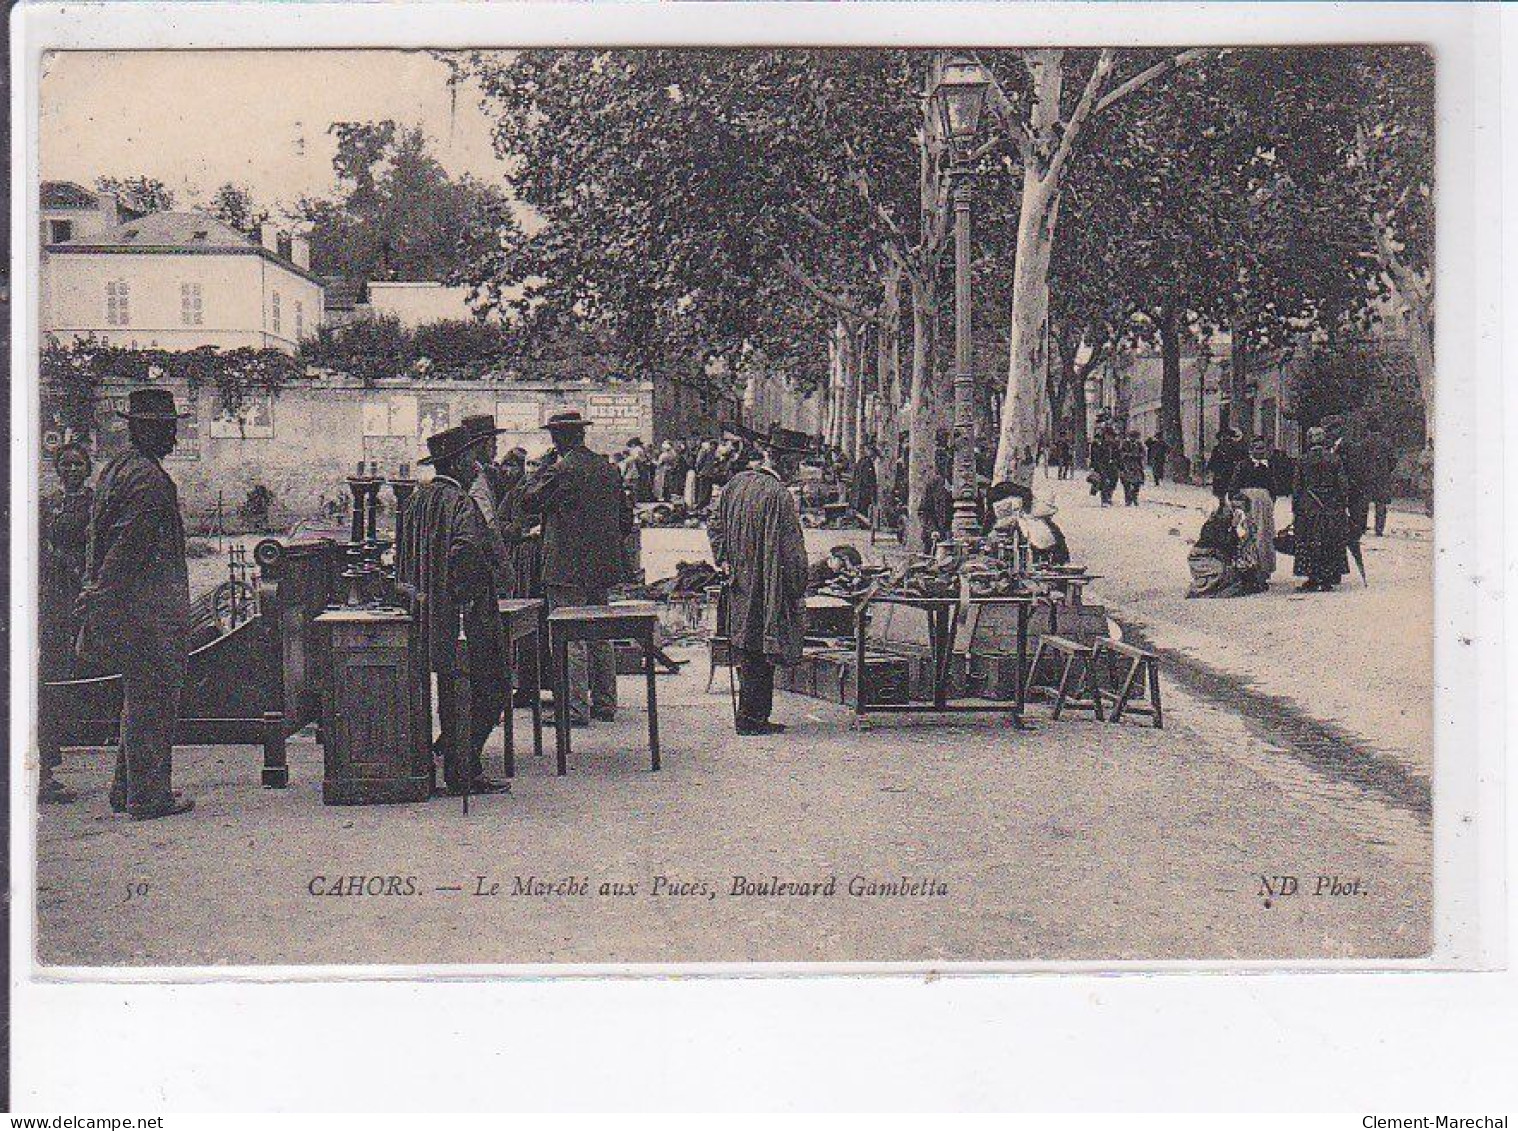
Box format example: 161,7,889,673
37,654,1429,967
1037,475,1433,781
35,496,1431,967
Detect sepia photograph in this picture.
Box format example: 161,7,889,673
22,34,1449,972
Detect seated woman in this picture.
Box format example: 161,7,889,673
1187,498,1248,598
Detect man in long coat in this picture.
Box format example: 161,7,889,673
1349,420,1397,537
849,442,879,523
1291,426,1351,592
521,411,632,726
397,424,509,796
76,389,194,820
707,435,810,736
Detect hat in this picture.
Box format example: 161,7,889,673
419,424,487,466
461,413,506,439
542,410,592,432
117,388,190,420
756,429,811,455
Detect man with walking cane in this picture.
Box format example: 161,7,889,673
707,432,810,736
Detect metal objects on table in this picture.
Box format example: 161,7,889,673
546,602,661,776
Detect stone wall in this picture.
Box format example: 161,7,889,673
72,375,654,527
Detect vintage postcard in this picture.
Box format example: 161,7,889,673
11,5,1497,981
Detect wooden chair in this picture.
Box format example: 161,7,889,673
1026,634,1105,721
1092,639,1163,728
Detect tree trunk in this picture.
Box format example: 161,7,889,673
839,320,859,457
1071,358,1091,468
1158,303,1187,480
1229,314,1252,438
994,175,1060,479
904,278,936,551
877,267,903,521
1373,223,1435,440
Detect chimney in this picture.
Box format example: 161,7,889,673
291,233,311,270
96,191,122,227
258,223,280,253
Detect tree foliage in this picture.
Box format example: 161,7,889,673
294,121,518,284
94,175,176,214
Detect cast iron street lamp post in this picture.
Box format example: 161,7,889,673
932,54,991,541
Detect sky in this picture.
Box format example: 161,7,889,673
39,50,510,213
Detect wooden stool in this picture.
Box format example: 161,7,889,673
1026,634,1105,721
1093,639,1163,728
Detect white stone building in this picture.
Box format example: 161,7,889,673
42,207,324,354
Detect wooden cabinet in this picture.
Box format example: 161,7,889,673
315,608,432,804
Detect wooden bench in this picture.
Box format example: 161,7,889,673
1026,634,1105,721
1093,639,1163,728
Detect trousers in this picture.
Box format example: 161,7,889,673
434,670,507,789
735,646,776,726
545,583,617,722
110,653,185,812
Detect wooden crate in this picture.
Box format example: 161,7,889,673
811,649,913,707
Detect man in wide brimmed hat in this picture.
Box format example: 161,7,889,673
459,413,517,593
396,423,510,796
77,387,195,819
707,430,810,736
520,410,633,725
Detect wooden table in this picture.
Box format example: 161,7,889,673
497,597,546,777
546,602,661,775
854,594,1036,725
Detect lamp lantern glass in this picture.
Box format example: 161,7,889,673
934,55,991,156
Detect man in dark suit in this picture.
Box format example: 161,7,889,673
521,411,633,726
76,389,195,820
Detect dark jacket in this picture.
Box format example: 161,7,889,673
1348,433,1396,502
521,443,633,590
80,448,190,675
708,467,809,665
1229,457,1279,497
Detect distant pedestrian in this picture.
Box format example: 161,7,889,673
1146,434,1169,484
1119,431,1146,506
917,452,954,553
1089,428,1119,507
1350,420,1396,536
849,441,879,523
1291,426,1351,592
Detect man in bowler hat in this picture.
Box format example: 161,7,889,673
521,411,633,726
397,424,510,796
76,388,194,819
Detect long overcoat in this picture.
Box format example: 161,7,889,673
397,474,503,676
520,444,632,592
1291,447,1350,581
708,467,809,665
80,449,190,677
